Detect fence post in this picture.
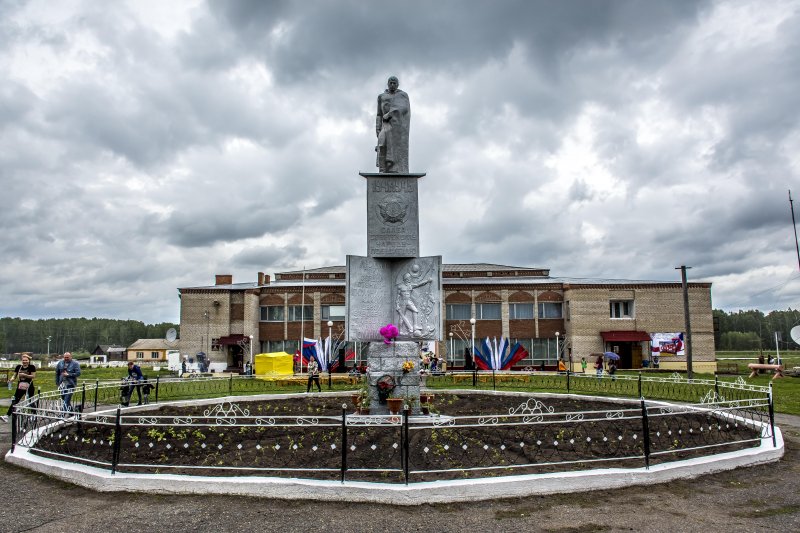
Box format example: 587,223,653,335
155,376,160,404
566,370,570,393
329,372,333,391
111,407,122,475
640,397,651,469
340,404,347,483
402,405,410,485
768,384,776,448
93,379,99,412
472,368,477,388
229,375,233,396
10,408,17,453
714,375,720,402
79,383,86,419
638,372,642,398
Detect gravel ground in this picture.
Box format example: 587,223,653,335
0,411,798,532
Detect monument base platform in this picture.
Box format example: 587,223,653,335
366,341,421,415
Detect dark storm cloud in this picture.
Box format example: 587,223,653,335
158,201,301,248
2,0,799,322
231,243,307,269
208,0,709,82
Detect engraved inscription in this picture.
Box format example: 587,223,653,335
373,179,415,193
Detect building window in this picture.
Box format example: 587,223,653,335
288,305,313,321
136,351,144,359
267,340,285,352
151,351,159,359
476,303,501,320
322,305,346,321
284,340,299,355
610,300,634,319
538,302,563,319
445,304,471,320
211,338,220,351
260,306,285,322
509,303,534,319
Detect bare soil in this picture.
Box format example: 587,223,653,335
1,403,798,532
30,393,759,482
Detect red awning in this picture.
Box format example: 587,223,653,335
218,334,246,345
600,331,651,342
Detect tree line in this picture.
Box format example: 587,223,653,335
713,308,800,351
0,317,179,356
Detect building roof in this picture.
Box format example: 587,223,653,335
127,339,173,351
179,264,706,292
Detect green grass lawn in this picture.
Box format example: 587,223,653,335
6,362,800,417
1,366,173,400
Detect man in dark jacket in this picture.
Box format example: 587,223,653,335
55,352,81,412
126,361,145,405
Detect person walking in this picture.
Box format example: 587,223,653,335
126,361,145,405
55,352,81,413
3,354,36,422
580,357,588,374
594,354,604,379
306,358,322,393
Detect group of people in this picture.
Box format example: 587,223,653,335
2,352,160,422
420,352,440,373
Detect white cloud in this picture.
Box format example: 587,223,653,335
1,0,799,323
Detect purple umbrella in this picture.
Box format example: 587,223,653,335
603,352,620,360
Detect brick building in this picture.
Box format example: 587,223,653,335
126,339,173,363
178,264,716,373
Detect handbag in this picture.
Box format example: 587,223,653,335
17,382,30,391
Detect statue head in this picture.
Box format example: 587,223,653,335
387,76,399,92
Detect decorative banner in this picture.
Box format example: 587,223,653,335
650,332,685,357
472,337,529,370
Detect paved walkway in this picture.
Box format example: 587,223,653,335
1,407,799,531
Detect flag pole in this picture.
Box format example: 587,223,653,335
300,266,306,375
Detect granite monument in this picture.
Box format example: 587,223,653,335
347,77,441,413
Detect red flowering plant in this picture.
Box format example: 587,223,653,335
376,374,395,404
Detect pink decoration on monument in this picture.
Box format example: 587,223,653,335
379,324,399,344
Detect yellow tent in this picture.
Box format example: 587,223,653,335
254,352,294,376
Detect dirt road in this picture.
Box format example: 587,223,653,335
0,415,798,532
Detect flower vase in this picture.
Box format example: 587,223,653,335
387,397,403,415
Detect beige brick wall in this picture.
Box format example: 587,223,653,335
565,285,714,367
179,291,231,365
243,291,260,356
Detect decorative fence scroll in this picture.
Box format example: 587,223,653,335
9,373,775,484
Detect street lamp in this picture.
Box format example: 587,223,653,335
327,320,334,389
248,334,254,375
46,336,52,357
555,331,560,368
469,318,476,384
449,332,454,371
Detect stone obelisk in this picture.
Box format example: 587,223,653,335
345,76,442,414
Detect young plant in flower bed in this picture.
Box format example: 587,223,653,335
29,394,762,483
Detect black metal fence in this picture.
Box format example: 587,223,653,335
9,373,775,484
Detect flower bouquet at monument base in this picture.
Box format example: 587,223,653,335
402,360,415,374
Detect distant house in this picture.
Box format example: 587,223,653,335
90,345,127,362
126,339,172,362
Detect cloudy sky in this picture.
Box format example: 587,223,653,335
2,0,799,324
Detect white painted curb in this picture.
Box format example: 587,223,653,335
4,391,784,504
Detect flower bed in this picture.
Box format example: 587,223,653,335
27,393,763,483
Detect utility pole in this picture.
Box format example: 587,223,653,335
676,265,694,379
790,190,800,272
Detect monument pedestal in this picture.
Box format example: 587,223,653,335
347,169,439,412
366,341,421,415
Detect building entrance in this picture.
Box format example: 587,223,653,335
605,342,643,369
